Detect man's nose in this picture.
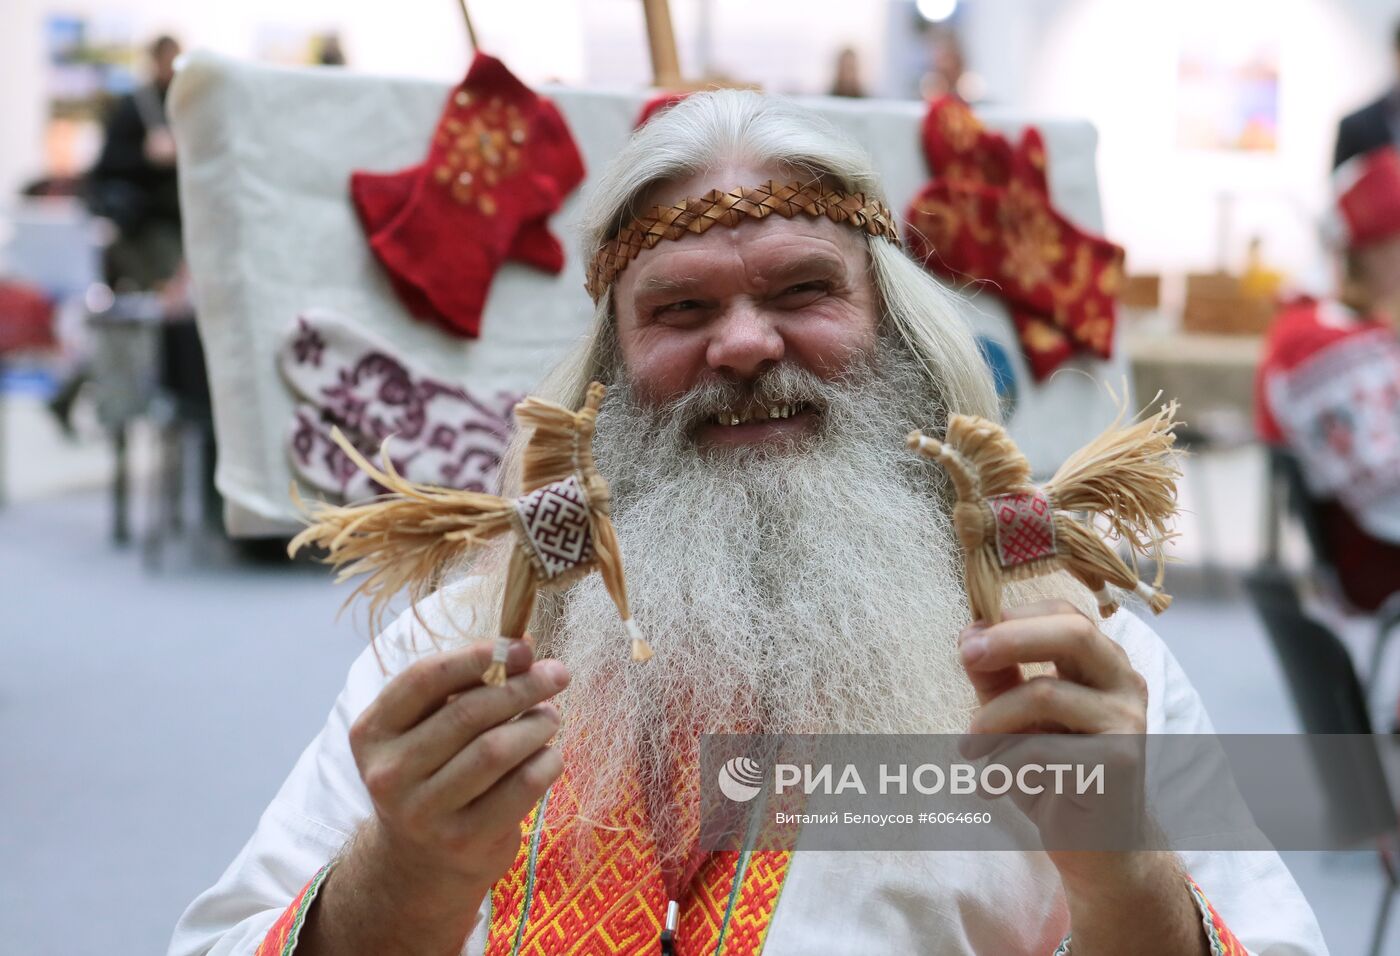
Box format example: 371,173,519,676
705,303,785,379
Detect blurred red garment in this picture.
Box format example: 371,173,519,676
348,53,584,339
0,281,56,355
1256,297,1400,611
1335,146,1400,247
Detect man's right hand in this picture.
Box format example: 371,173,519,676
299,638,569,956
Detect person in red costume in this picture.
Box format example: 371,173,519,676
1256,146,1400,616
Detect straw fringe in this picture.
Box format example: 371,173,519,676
1045,399,1181,561
287,429,516,638
941,416,1033,497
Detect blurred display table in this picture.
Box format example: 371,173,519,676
1124,329,1269,578
1124,330,1262,427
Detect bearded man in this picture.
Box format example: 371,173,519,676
172,92,1324,956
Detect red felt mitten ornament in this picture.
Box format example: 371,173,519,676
633,91,691,129
351,168,567,330
905,97,1125,381
350,53,584,338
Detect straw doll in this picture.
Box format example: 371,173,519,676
289,381,650,686
906,402,1181,623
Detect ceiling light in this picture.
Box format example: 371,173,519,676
916,0,958,23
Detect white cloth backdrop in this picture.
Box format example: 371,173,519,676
169,51,1130,536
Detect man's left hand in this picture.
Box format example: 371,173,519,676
957,598,1207,956
957,598,1146,736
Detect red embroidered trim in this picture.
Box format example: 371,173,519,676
1188,877,1247,955
485,775,791,955
254,864,332,956
989,490,1056,568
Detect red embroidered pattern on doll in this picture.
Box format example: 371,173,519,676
989,490,1057,568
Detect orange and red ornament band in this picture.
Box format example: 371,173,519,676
253,854,1238,955
1051,876,1245,955
254,863,332,956
485,784,792,956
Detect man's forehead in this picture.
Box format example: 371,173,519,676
625,221,859,293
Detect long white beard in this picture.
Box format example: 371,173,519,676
537,341,979,862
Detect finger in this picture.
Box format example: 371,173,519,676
960,613,1129,691
454,745,563,839
419,704,562,812
958,623,1024,706
959,730,1081,765
362,638,536,737
399,664,568,779
999,599,1085,622
968,676,1127,736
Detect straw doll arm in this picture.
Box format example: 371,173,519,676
589,508,652,663
289,428,516,636
1052,515,1172,618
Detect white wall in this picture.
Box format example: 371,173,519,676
961,0,1396,285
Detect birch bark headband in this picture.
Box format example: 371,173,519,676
586,179,900,302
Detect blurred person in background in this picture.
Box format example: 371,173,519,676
1334,20,1400,168
920,26,968,102
87,33,184,292
316,33,347,67
1256,146,1400,625
50,35,188,435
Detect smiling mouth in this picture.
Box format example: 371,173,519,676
711,402,810,427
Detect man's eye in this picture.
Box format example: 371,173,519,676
777,281,829,301
656,299,702,316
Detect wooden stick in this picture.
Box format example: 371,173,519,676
640,0,682,87
456,0,480,53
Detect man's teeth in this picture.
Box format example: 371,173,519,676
714,404,801,426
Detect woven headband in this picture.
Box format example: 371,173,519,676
585,179,900,302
